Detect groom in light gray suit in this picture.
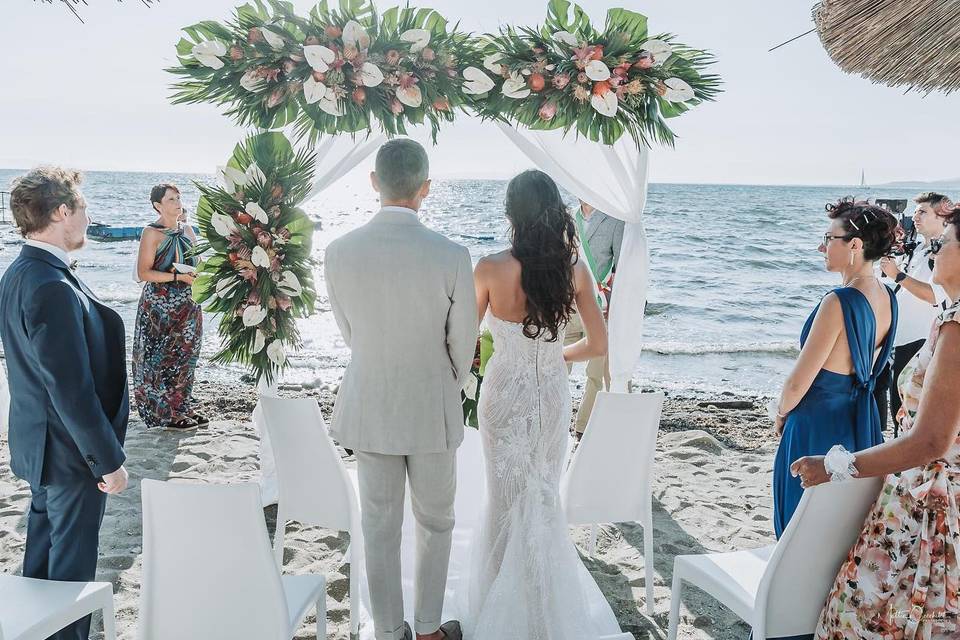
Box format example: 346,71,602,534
324,139,477,640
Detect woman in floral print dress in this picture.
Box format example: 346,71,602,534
132,184,204,431
792,206,960,640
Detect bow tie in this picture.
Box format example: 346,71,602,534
69,259,79,271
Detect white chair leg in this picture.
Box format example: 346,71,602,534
587,523,598,558
273,513,286,569
667,563,683,640
102,596,117,640
316,595,326,639
349,548,359,637
643,513,655,615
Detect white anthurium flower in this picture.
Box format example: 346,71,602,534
462,373,478,398
223,165,249,188
553,31,579,47
245,162,266,186
318,95,344,116
214,275,240,299
261,26,286,50
590,91,619,117
210,212,238,237
252,329,266,354
303,44,335,72
359,62,385,87
396,85,423,108
545,64,555,71
251,245,271,269
246,202,269,223
501,73,530,99
192,40,226,69
483,53,504,75
277,270,303,297
641,39,673,64
242,304,267,327
400,28,431,53
216,166,234,193
342,20,370,49
240,69,266,92
661,77,695,102
302,75,327,104
585,59,611,81
266,340,286,366
462,67,495,95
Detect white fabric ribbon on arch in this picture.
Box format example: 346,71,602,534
496,122,650,390
255,131,386,507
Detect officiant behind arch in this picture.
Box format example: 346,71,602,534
565,199,624,438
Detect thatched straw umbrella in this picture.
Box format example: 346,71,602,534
38,0,154,23
814,0,960,94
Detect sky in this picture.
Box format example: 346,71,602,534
0,0,957,185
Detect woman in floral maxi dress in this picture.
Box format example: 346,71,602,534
792,209,960,640
132,184,204,431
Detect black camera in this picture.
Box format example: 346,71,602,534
893,214,920,257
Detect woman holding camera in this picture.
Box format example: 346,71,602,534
131,183,205,432
771,200,899,536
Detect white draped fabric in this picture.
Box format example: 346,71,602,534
256,133,386,506
496,122,651,390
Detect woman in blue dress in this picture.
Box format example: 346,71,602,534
772,199,899,537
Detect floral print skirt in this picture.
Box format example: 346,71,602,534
132,282,203,429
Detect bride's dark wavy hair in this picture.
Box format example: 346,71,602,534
505,170,578,341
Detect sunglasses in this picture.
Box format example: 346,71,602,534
822,233,853,245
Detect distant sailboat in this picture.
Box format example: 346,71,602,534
859,169,866,187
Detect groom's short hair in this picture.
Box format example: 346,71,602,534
375,138,429,200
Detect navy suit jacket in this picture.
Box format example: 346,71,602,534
0,245,128,487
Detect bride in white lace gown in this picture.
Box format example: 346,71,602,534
462,170,621,640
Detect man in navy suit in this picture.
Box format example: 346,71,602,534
0,167,129,640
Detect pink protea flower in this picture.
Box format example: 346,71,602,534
269,205,282,219
577,72,588,84
248,28,265,44
324,25,342,39
421,47,436,62
247,290,261,305
237,245,253,261
343,44,359,61
256,229,273,248
276,295,293,311
432,97,450,111
270,254,282,273
229,45,244,61
255,66,281,82
552,73,570,89
277,226,291,240
228,232,245,249
282,59,297,75
352,87,367,105
385,49,401,65
390,99,404,115
239,266,258,283
634,53,654,69
304,35,321,46
398,72,418,89
265,87,286,108
538,101,557,121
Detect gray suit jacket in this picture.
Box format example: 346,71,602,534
324,207,478,454
583,210,624,280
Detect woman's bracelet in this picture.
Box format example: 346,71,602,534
824,444,859,482
766,398,788,421
172,272,178,283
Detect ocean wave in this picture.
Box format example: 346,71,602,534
646,340,797,356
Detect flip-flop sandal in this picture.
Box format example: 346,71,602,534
163,417,200,432
188,412,210,427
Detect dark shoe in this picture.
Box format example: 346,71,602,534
403,621,412,640
163,417,199,432
439,620,462,640
188,412,209,427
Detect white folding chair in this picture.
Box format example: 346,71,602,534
258,395,363,638
138,480,326,640
0,574,115,640
667,476,884,640
560,391,663,615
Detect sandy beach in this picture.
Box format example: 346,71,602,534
0,376,779,640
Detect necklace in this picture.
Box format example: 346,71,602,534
843,274,875,288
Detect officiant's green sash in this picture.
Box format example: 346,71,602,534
575,210,607,307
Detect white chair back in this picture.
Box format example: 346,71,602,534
138,480,288,640
258,396,357,530
561,391,664,524
757,477,883,638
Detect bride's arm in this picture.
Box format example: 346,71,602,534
563,261,607,363
774,293,843,432
474,256,491,326
792,323,960,486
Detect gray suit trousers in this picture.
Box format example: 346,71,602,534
356,449,457,639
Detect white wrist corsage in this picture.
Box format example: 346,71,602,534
824,444,858,482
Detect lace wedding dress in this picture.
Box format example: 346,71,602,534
462,311,621,640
